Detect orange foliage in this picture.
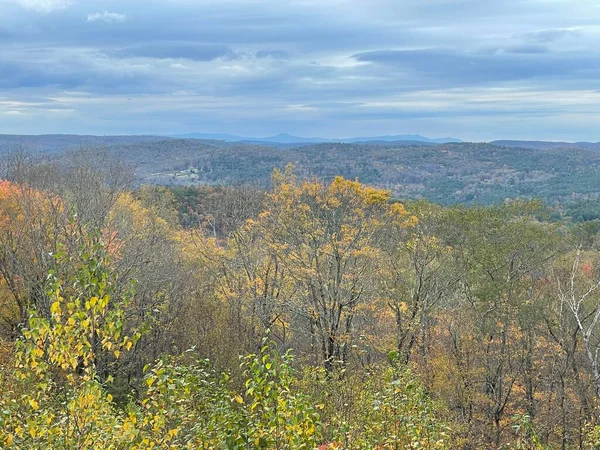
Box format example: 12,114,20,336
581,262,594,278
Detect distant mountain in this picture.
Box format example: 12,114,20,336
0,134,170,152
170,132,326,143
334,140,437,147
170,132,461,144
0,133,445,155
345,134,461,144
492,140,600,151
248,133,326,144
86,140,600,206
6,134,600,207
171,133,247,142
238,139,438,149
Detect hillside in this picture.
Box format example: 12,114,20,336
3,135,600,205
95,139,600,205
0,134,171,153
170,132,461,144
492,140,600,151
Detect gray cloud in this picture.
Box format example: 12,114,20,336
0,51,156,92
1,0,600,141
504,45,549,54
255,50,291,60
352,48,600,87
110,43,237,61
520,28,581,43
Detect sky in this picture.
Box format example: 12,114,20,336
1,0,600,141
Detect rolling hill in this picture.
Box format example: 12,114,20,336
3,135,600,206
94,139,600,205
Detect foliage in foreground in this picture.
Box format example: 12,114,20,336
0,240,450,449
5,159,600,448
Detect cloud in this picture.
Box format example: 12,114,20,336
0,51,155,93
111,43,237,61
520,28,581,43
351,48,599,87
15,0,72,13
87,11,127,24
504,45,549,54
255,50,291,60
2,0,600,140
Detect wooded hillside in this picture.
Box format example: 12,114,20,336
1,151,600,448
5,136,600,209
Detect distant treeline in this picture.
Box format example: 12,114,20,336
5,137,600,210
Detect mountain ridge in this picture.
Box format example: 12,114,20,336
170,132,462,144
492,140,600,150
5,134,600,152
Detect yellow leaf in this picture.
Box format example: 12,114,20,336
234,395,244,404
50,301,61,314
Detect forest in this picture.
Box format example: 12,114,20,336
1,150,600,449
5,136,600,215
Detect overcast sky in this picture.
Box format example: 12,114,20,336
1,0,600,141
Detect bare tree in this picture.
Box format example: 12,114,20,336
556,247,600,399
